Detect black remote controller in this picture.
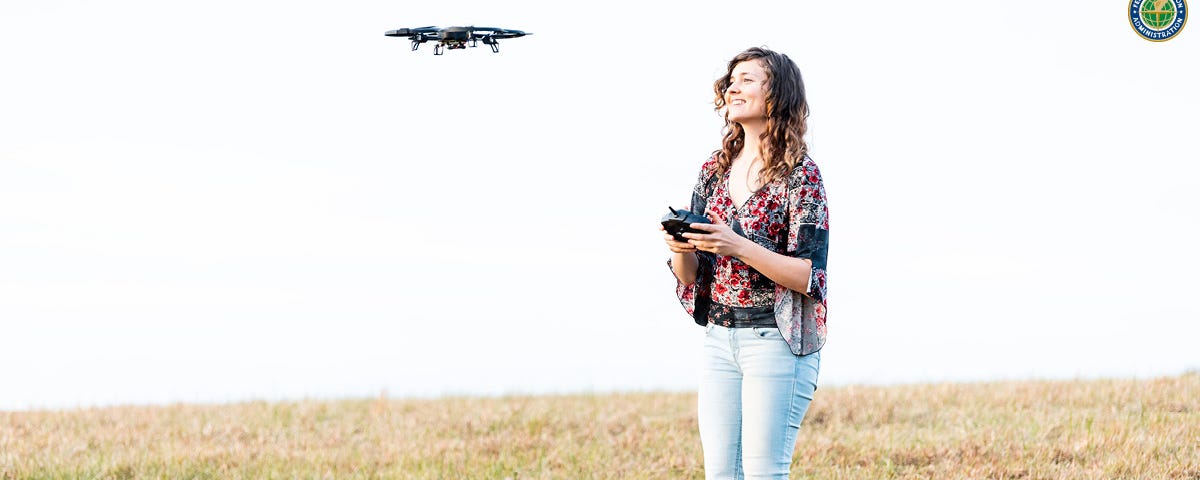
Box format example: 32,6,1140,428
661,207,711,242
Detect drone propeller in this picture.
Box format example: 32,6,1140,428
385,26,440,37
490,29,530,39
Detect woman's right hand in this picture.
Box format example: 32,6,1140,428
661,225,698,254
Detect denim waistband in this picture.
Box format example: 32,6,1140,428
707,303,776,328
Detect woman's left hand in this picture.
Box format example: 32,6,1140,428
682,210,751,258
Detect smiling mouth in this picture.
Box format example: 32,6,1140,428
731,99,746,105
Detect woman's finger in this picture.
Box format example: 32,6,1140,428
665,235,691,246
665,235,695,247
687,222,718,233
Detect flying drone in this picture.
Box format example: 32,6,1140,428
385,26,532,55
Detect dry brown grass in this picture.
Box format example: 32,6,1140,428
2,373,1197,479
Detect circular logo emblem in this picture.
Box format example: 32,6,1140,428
1130,0,1188,41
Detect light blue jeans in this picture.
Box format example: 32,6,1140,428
698,323,821,480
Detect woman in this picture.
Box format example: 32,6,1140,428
663,47,829,479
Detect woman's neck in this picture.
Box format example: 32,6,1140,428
739,122,765,163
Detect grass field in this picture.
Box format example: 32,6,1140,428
2,373,1197,479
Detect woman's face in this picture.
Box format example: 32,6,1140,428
724,59,769,125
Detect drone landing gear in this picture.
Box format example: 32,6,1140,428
411,40,420,51
482,37,500,53
434,44,444,55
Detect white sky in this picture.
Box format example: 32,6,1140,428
2,0,1197,410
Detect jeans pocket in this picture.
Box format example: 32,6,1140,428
751,326,781,339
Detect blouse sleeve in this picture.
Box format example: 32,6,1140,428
785,158,829,302
666,156,719,320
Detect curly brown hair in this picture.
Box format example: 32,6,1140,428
712,47,810,185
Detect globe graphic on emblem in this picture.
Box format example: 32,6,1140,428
1140,0,1177,30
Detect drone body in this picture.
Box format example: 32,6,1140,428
385,26,531,55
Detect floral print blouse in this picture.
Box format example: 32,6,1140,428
668,154,829,356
